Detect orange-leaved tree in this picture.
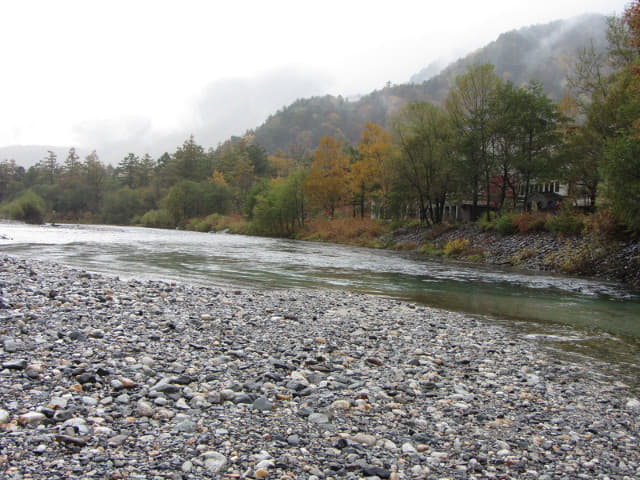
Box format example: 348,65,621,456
351,122,394,218
268,149,297,179
303,136,349,218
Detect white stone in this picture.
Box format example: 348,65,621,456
402,442,418,454
330,400,351,410
19,412,46,425
351,433,377,447
626,398,640,410
141,356,154,367
0,408,10,424
82,396,98,406
202,451,227,473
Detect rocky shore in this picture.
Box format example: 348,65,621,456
1,255,639,479
391,225,640,290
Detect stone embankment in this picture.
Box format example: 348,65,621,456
0,255,639,479
392,225,640,289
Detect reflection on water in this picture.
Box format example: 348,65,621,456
2,222,640,390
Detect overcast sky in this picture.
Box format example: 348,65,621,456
0,0,629,163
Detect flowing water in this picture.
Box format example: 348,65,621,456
2,222,640,389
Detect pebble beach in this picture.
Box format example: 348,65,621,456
0,255,639,480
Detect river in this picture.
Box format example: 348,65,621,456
2,222,640,389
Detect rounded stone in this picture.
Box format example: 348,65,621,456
308,413,329,424
137,400,155,417
18,412,46,426
0,408,11,424
174,418,197,433
202,451,227,473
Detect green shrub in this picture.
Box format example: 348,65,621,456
495,213,518,235
184,218,210,232
418,242,443,256
476,215,496,232
545,211,584,236
3,191,46,224
140,209,175,228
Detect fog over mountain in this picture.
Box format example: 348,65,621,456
0,13,612,167
411,13,608,94
249,14,611,155
1,67,335,167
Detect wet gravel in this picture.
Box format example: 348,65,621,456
0,255,639,479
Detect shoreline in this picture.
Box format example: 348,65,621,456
390,224,640,291
3,219,639,292
1,255,639,479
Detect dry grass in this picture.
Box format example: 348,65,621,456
298,217,390,247
185,214,249,234
512,212,549,234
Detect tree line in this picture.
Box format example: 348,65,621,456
2,4,639,236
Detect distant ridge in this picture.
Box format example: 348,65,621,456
3,14,611,167
249,14,608,155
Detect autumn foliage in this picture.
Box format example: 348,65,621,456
303,136,350,218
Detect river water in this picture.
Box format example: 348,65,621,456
2,222,640,389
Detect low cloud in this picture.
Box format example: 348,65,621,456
62,66,334,164
191,66,335,145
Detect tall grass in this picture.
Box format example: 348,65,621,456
298,217,389,247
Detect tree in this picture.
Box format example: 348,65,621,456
101,186,143,225
84,151,107,213
353,122,394,219
63,147,81,176
268,149,297,178
392,102,455,224
303,136,349,218
602,134,640,233
0,159,25,203
137,154,156,187
560,124,603,208
510,83,565,210
161,179,232,225
595,1,640,233
174,135,211,181
447,64,501,220
489,82,522,211
117,153,140,188
562,5,640,216
246,141,269,176
252,169,307,237
39,151,60,185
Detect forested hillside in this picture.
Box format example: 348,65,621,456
252,14,608,157
2,7,639,247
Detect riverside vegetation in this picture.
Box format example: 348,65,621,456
1,255,640,479
2,6,640,240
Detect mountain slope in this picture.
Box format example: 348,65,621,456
250,14,608,156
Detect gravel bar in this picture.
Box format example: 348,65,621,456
0,255,638,479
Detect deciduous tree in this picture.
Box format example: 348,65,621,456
352,122,394,218
447,64,501,220
392,102,455,224
303,136,349,218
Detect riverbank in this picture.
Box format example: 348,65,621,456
390,224,640,290
1,255,639,479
